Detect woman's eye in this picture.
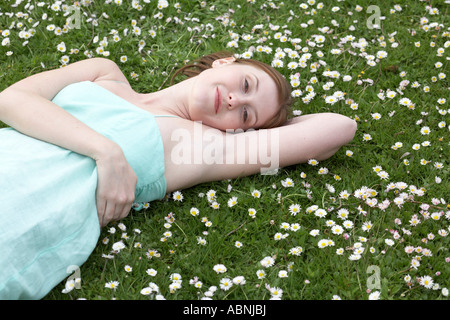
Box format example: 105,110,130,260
244,79,249,93
243,107,248,123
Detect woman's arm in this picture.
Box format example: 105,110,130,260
275,112,357,165
0,57,127,152
0,58,137,227
224,112,357,176
164,113,357,192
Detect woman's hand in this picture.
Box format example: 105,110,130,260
94,145,137,227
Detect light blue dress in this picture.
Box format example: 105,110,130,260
0,81,167,299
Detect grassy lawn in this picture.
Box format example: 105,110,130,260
0,0,448,300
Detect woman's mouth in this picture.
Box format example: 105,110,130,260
215,87,222,114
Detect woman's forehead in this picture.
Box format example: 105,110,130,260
233,63,277,87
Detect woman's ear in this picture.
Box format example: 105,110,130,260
212,57,236,68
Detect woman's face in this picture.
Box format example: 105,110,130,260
187,58,280,131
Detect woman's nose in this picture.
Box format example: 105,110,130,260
227,93,243,110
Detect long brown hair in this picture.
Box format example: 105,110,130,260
170,51,292,129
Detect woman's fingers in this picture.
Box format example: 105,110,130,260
96,184,135,227
94,148,137,227
110,193,135,222
96,198,106,227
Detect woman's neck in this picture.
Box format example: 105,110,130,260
138,78,193,119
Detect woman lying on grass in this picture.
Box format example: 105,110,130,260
0,51,357,299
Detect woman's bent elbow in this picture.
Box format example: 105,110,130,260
344,117,357,144
315,116,357,161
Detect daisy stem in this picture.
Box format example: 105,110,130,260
100,259,108,282
173,221,188,240
225,221,247,238
157,65,176,90
321,191,327,208
281,193,307,201
222,286,238,300
300,284,307,299
128,235,137,252
355,262,363,292
240,286,249,300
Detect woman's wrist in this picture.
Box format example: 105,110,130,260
90,138,122,162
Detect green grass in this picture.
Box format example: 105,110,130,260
1,0,448,300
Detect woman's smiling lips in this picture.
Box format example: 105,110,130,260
215,87,222,114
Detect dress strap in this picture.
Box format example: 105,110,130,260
153,114,181,119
